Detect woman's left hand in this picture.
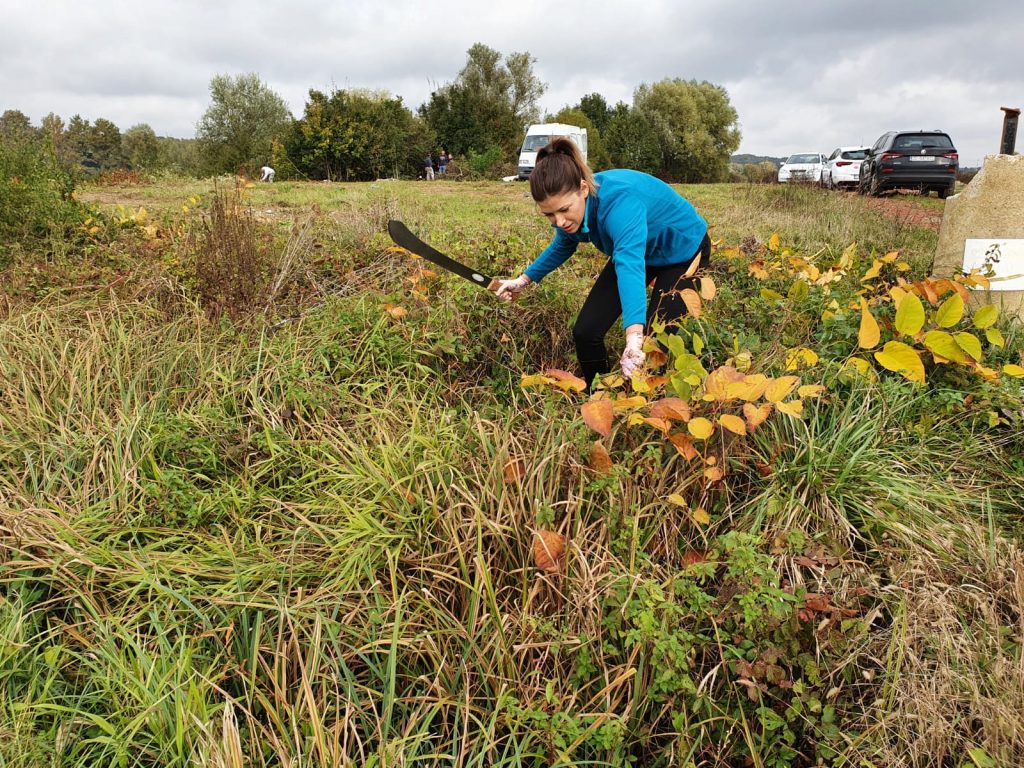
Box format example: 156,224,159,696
620,330,645,377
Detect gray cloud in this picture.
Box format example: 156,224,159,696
1,0,1020,166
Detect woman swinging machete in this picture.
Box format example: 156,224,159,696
494,138,710,389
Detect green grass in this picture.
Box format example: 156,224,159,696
1,177,1022,767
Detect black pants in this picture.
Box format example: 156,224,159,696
574,233,711,387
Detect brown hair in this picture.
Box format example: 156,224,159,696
529,136,598,202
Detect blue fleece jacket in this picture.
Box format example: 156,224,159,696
524,169,708,328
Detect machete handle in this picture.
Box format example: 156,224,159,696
486,278,501,292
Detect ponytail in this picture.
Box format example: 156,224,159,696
529,137,598,202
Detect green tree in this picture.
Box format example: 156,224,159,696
122,123,160,171
604,103,663,175
549,107,610,170
285,89,433,180
196,73,292,176
0,109,35,143
634,78,740,182
90,118,124,171
420,43,545,161
578,93,612,134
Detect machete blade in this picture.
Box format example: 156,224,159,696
387,220,499,291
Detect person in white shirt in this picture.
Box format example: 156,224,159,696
260,166,275,182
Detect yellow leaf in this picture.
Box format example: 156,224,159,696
543,368,587,392
862,259,883,281
798,384,825,398
613,395,647,411
521,373,556,388
700,276,717,301
581,399,614,437
839,357,877,383
718,414,747,435
954,332,983,362
627,413,647,427
889,286,908,305
874,341,925,384
935,293,964,328
743,402,772,432
760,288,783,301
858,298,880,349
680,288,702,319
767,232,780,252
704,466,726,483
1002,364,1024,378
704,365,745,401
690,506,711,526
688,417,714,440
837,241,857,269
725,374,769,402
881,250,900,263
765,376,800,403
776,400,805,418
894,291,925,337
784,347,819,371
923,331,966,363
972,304,998,330
667,493,688,508
986,328,1005,348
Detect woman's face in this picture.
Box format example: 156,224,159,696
538,182,589,234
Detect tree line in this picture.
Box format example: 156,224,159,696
1,43,741,183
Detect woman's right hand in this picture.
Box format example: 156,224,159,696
494,274,532,302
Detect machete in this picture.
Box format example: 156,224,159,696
387,220,500,292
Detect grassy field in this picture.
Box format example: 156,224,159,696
2,176,1023,767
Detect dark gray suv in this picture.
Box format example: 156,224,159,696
858,130,958,198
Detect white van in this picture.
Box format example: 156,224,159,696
517,123,588,180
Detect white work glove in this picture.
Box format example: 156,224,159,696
620,330,646,378
494,274,532,302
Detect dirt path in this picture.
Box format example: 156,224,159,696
860,196,944,232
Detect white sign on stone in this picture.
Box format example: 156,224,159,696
962,238,1024,290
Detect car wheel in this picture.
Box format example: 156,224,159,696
868,173,883,197
937,185,953,199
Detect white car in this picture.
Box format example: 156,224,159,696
823,146,870,189
778,153,826,184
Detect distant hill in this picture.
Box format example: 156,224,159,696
731,153,786,167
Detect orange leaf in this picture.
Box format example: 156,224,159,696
765,376,800,403
383,303,407,319
581,398,614,437
703,366,745,400
533,531,566,574
503,458,526,483
649,397,691,422
669,432,699,461
646,348,668,368
681,549,706,567
642,417,672,433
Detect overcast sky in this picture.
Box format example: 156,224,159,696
2,0,1020,167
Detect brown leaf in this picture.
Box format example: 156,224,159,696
704,465,726,483
587,441,614,474
700,276,717,301
533,530,566,574
804,593,831,613
503,458,527,483
755,461,773,478
383,303,407,319
646,349,668,368
581,398,614,437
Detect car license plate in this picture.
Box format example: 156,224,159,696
909,156,935,162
